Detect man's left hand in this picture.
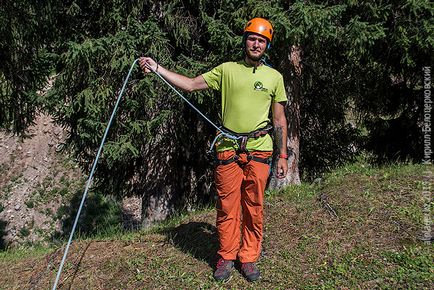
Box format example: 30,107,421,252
276,157,288,179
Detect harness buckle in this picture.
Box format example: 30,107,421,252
212,124,273,163
239,136,248,152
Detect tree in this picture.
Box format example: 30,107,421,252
2,0,432,228
0,1,55,132
269,44,303,187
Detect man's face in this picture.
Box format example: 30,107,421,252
245,33,268,61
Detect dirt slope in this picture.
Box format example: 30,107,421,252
0,113,83,247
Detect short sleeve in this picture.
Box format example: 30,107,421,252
201,64,224,91
272,74,287,103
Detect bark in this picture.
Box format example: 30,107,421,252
268,45,302,188
140,115,214,228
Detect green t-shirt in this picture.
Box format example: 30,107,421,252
202,61,287,152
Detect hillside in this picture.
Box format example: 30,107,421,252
0,161,432,289
0,114,142,248
0,113,83,247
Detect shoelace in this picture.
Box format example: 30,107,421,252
242,262,255,272
217,258,229,268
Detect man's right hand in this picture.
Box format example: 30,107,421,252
138,56,208,93
139,57,158,74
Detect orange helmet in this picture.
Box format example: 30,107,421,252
244,17,274,43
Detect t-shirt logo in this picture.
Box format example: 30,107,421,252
254,81,268,92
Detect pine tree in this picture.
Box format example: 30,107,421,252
0,1,55,132
1,0,432,228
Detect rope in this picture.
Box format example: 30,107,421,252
145,63,242,151
52,58,238,289
51,58,139,290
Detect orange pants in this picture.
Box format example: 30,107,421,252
214,150,272,263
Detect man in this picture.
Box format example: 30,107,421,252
140,17,288,282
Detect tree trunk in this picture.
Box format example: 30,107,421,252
268,45,302,188
140,115,214,228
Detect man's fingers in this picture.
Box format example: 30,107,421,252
139,58,153,73
276,162,288,179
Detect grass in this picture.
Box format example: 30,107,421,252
0,245,52,262
19,227,31,238
0,161,432,289
27,176,82,209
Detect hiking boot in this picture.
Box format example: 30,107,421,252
241,262,260,282
213,258,234,281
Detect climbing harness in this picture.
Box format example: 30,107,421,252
213,124,273,166
218,124,273,152
214,152,271,166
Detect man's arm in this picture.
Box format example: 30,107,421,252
272,101,288,179
139,57,208,92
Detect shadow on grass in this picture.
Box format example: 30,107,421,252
122,207,141,231
60,242,92,290
164,222,219,268
52,189,123,242
0,219,7,250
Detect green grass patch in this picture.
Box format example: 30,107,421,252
19,227,30,238
0,160,432,289
0,245,52,261
315,245,433,289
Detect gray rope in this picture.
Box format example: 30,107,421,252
146,64,242,151
52,58,239,289
52,58,139,290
